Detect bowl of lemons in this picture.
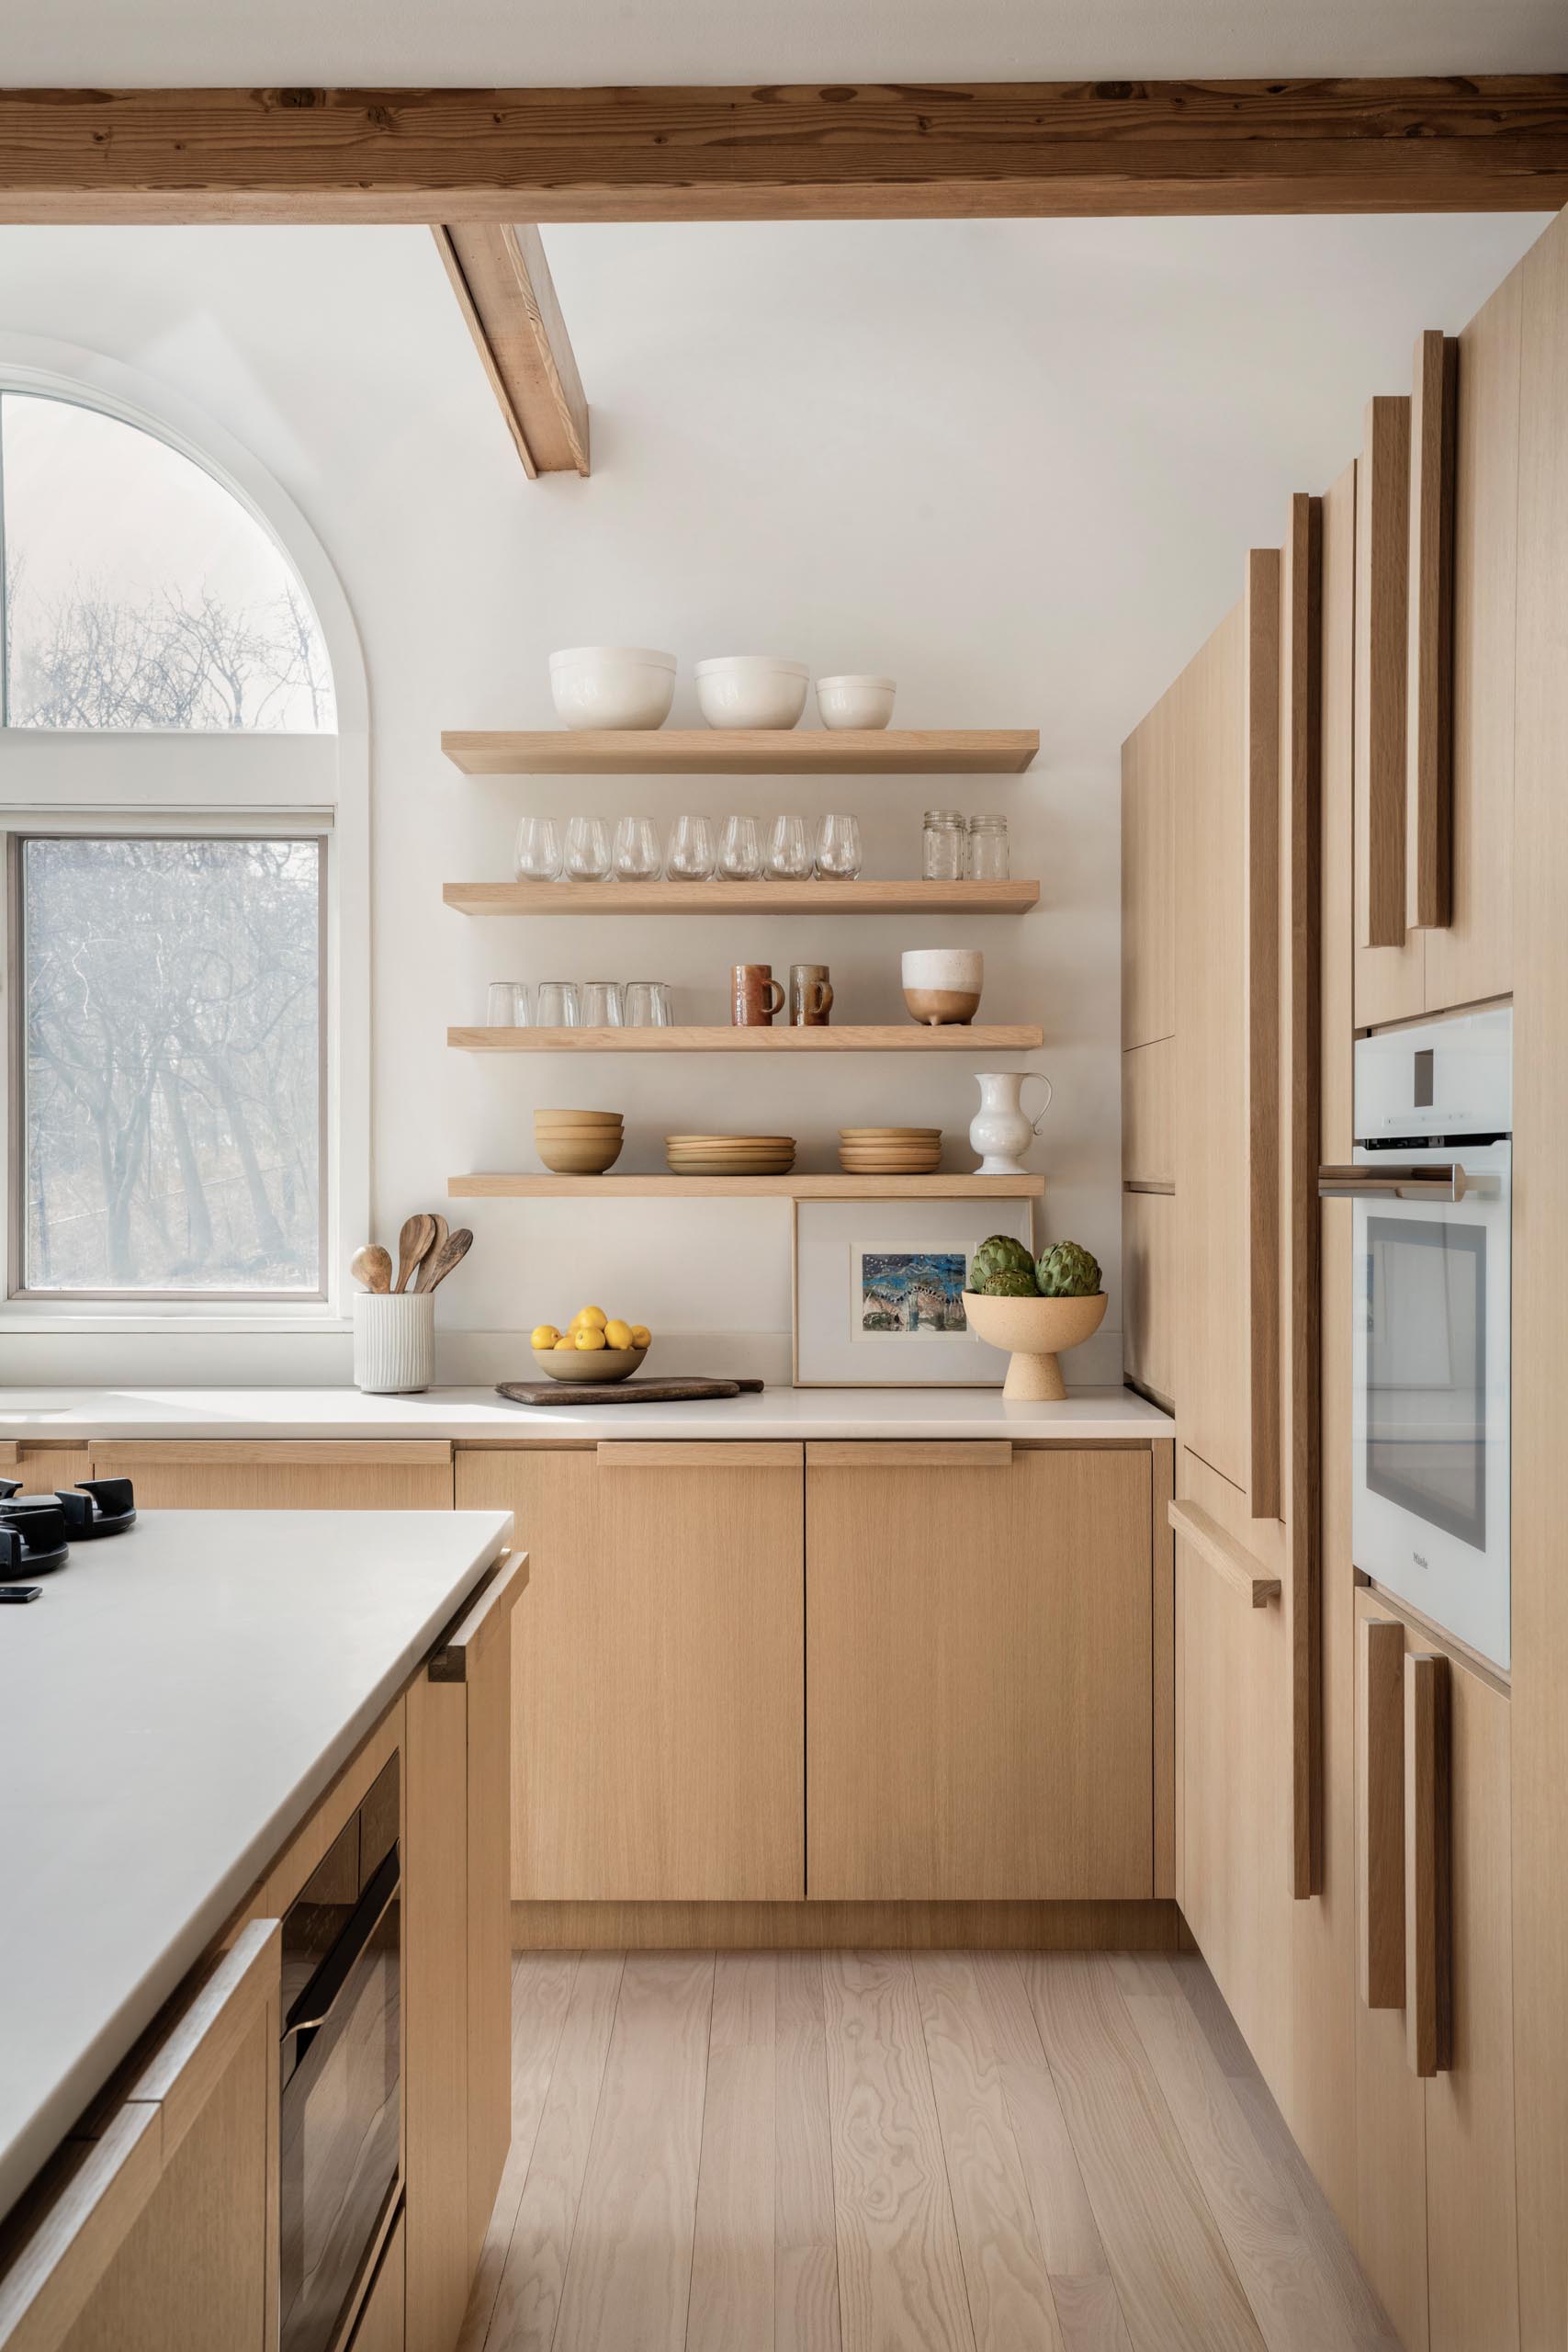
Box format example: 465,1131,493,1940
530,1305,652,1383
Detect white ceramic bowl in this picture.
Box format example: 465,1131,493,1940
548,646,676,731
901,948,983,994
816,674,897,729
694,656,808,730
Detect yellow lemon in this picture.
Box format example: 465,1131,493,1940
531,1324,560,1350
630,1325,651,1349
574,1326,608,1351
553,1337,575,1351
604,1318,634,1351
573,1305,608,1330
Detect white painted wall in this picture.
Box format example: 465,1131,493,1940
0,212,1545,1383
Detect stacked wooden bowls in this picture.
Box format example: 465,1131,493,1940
535,1108,624,1174
666,1133,796,1176
839,1126,942,1174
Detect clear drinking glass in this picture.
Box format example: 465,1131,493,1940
922,808,964,883
815,813,863,880
765,813,813,881
613,815,663,882
717,814,763,881
965,814,1010,881
666,814,716,881
536,981,579,1027
485,980,529,1026
564,815,613,882
514,814,563,882
580,980,624,1027
624,981,672,1027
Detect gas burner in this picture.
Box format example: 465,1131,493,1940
53,1478,137,1538
0,1477,137,1580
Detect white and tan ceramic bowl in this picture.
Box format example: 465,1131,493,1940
902,947,983,1026
532,1341,649,1383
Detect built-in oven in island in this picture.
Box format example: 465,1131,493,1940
1321,1004,1512,1670
279,1748,401,2352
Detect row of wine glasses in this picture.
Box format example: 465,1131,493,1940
486,979,673,1028
514,812,863,883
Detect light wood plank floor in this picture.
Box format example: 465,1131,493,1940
459,1949,1400,2352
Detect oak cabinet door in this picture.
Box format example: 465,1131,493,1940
456,1446,806,1903
86,1441,455,1510
805,1445,1153,1901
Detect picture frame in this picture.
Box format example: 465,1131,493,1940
791,1196,1036,1387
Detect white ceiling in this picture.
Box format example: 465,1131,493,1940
1,0,1563,86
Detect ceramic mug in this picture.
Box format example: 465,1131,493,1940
788,963,834,1026
731,963,785,1026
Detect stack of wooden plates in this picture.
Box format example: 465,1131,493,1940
666,1133,796,1176
839,1125,942,1174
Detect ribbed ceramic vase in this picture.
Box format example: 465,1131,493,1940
353,1291,435,1394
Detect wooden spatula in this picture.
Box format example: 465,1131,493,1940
395,1212,436,1294
350,1243,393,1294
415,1215,449,1289
420,1227,473,1293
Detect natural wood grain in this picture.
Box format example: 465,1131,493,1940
511,1900,1181,1950
1122,1038,1174,1187
0,2109,163,2352
434,223,589,477
1358,1610,1407,2010
351,2211,406,2352
1121,1189,1176,1411
1403,1653,1452,2079
444,726,1038,775
450,1022,1045,1053
1244,546,1283,1525
1405,331,1459,932
450,1170,1045,1200
687,1957,777,2352
1354,396,1425,1013
86,1440,454,1510
595,1440,802,1467
803,1440,1012,1468
5,81,1567,223
445,877,1040,915
819,1949,975,2352
466,1608,516,2272
405,1668,471,2352
1168,1499,1280,1608
807,1448,1153,1899
1120,709,1175,1051
551,1953,715,2352
774,1952,843,2352
1152,1441,1177,1902
457,1951,581,2352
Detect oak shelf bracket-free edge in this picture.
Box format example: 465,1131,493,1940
449,1023,1046,1054
441,729,1040,775
448,1171,1045,1200
444,879,1040,916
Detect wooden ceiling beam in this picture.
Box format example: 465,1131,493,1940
0,78,1565,222
434,223,589,478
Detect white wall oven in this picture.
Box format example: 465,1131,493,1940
1321,1006,1511,1668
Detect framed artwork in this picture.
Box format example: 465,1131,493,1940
791,1197,1035,1386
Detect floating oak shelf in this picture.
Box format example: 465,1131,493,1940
444,878,1039,917
450,1024,1045,1054
442,728,1039,775
449,1172,1044,1200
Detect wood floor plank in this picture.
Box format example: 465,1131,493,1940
458,1950,581,2352
821,1949,976,2352
973,1955,1133,2352
914,1952,1066,2352
1024,1955,1266,2352
551,1951,715,2352
776,1951,844,2352
687,1957,778,2352
483,1950,626,2352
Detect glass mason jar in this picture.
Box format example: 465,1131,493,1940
922,808,964,883
965,814,1010,881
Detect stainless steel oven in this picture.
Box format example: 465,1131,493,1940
279,1751,401,2352
1321,1005,1511,1668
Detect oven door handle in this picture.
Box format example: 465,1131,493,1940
282,1843,400,2049
1316,1163,1467,1203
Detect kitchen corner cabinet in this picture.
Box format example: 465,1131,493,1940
86,1441,456,1510
807,1443,1153,1899
455,1444,807,1902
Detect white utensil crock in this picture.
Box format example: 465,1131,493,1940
969,1070,1054,1176
354,1290,435,1394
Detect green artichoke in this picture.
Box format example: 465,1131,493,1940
977,1267,1040,1298
969,1234,1037,1289
1035,1240,1102,1298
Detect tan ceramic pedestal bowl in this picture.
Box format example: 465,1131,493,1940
962,1290,1108,1401
532,1341,649,1383
903,987,981,1026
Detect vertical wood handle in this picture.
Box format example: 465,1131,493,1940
1404,1649,1453,2076
1356,395,1411,949
1245,545,1282,1524
1406,329,1458,932
1359,1614,1406,2006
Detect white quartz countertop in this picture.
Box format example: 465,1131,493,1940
0,1384,1173,1443
0,1508,513,2228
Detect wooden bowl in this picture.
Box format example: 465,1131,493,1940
532,1341,649,1383
903,988,981,1026
534,1108,625,1128
536,1133,624,1173
961,1290,1107,1400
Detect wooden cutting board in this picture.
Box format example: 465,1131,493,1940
495,1376,767,1408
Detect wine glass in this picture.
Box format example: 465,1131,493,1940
815,813,863,880
667,814,716,881
765,814,813,881
565,815,613,882
717,814,763,881
514,815,563,882
614,816,662,882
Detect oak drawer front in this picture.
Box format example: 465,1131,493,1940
87,1442,455,1512
806,1447,1153,1901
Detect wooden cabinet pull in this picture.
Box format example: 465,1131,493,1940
805,1442,1012,1469
593,1442,801,1468
1244,547,1283,1524
428,1548,528,1681
1406,328,1458,932
1357,394,1411,949
1404,1649,1453,2076
1359,1614,1406,2007
1167,1499,1280,1608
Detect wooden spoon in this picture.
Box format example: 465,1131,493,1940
350,1243,393,1295
395,1212,436,1295
415,1216,450,1292
420,1227,473,1293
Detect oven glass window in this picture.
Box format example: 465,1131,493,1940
1364,1216,1485,1549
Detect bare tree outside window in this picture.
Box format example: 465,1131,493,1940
20,838,324,1294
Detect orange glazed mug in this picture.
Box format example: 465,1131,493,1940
731,964,786,1026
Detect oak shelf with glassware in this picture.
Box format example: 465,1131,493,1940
444,879,1039,916
448,1171,1045,1200
449,1024,1045,1054
442,729,1040,775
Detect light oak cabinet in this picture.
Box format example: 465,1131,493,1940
456,1444,807,1902
347,2212,404,2352
805,1443,1154,1900
87,1441,455,1510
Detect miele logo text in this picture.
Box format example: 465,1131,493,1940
1413,1552,1429,1570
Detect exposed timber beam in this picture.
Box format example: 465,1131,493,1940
434,224,590,478
0,79,1565,223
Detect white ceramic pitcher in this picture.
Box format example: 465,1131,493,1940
969,1070,1054,1175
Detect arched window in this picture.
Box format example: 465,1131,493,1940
0,368,367,1342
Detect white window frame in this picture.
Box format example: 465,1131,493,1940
0,340,369,1366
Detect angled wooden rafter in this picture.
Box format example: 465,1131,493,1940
433,222,589,478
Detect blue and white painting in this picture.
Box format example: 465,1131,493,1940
855,1250,970,1338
